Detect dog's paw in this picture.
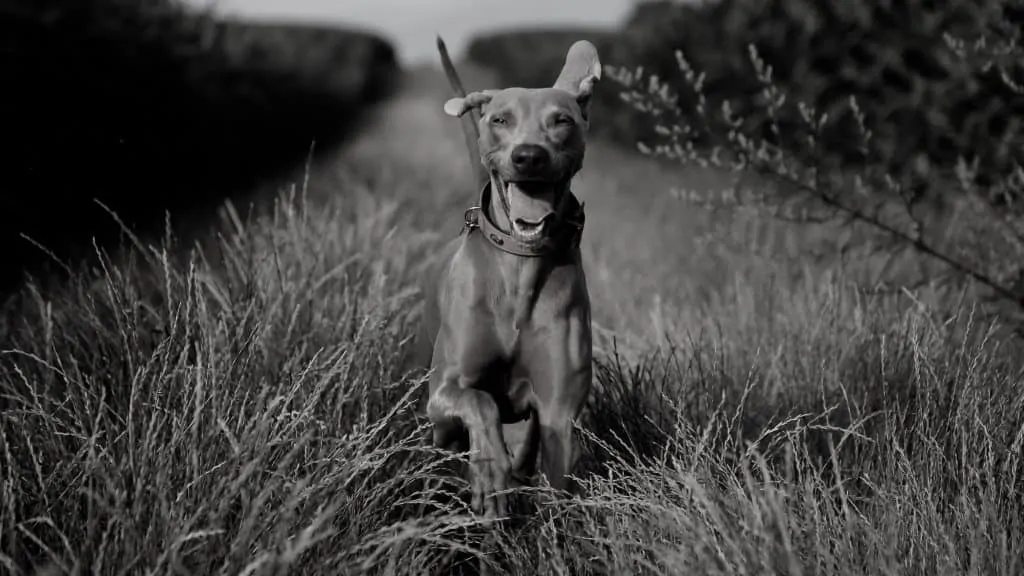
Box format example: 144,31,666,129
468,427,513,517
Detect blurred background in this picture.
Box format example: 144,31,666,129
2,0,1023,308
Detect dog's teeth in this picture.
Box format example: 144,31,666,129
512,217,547,240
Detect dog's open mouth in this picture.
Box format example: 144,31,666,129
501,179,558,240
512,216,549,239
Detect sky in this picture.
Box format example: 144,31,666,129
185,0,635,65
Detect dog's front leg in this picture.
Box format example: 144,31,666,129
428,366,512,517
526,309,593,493
537,396,586,493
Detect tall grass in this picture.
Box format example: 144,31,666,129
2,24,1023,571
2,162,1023,573
0,184,486,574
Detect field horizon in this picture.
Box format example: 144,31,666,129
2,57,1023,575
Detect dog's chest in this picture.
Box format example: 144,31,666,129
483,282,523,357
450,233,583,354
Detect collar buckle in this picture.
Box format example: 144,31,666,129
461,206,481,235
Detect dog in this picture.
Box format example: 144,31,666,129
417,37,601,517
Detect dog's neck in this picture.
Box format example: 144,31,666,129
478,175,584,331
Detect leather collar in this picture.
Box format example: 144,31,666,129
461,181,585,257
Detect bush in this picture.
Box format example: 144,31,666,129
609,0,1024,201
607,0,1024,327
0,0,398,293
217,20,398,101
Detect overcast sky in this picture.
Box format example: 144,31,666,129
186,0,635,65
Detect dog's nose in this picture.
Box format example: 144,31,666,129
510,144,550,174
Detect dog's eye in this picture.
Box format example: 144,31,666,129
490,114,508,125
554,115,575,127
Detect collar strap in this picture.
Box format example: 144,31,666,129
462,182,585,257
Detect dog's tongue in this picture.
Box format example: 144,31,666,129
506,182,556,223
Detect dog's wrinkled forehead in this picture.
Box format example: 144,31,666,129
482,87,586,120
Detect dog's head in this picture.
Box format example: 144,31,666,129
444,40,601,239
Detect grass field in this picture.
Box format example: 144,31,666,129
2,61,1023,575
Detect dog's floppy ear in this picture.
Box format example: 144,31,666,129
443,90,495,117
553,40,602,118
